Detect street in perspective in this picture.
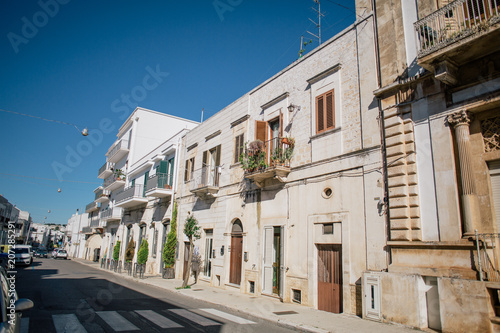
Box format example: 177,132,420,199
1,1,500,333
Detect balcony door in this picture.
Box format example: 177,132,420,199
202,145,221,187
255,113,283,164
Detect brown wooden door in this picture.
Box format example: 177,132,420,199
229,235,243,285
317,244,342,313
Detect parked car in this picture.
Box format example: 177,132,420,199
33,249,47,258
55,250,68,260
13,245,32,266
0,266,33,332
51,248,60,258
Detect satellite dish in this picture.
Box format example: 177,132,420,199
48,210,51,213
57,188,61,193
82,128,89,136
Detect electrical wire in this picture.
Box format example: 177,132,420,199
0,172,100,184
0,108,88,134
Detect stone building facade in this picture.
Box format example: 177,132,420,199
173,14,384,315
361,0,500,331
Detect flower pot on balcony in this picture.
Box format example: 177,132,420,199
164,184,172,189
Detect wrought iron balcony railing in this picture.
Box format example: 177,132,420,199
240,137,294,173
115,185,146,205
415,0,500,57
146,173,173,192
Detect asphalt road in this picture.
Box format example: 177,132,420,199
15,256,294,333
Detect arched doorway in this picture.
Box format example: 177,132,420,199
229,220,243,285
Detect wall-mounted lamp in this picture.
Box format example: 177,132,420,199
287,104,301,113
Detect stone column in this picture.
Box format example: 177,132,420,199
446,110,479,236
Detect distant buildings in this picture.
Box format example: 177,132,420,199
0,195,32,245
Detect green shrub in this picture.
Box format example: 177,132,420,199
113,240,121,261
163,202,177,268
137,239,149,265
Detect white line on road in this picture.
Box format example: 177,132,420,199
199,308,257,324
52,314,88,333
135,310,183,329
169,308,222,327
20,317,29,333
96,311,139,331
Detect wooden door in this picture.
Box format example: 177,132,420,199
317,244,342,313
229,235,243,285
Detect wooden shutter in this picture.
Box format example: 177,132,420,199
215,145,221,166
326,90,335,129
316,89,335,134
316,95,325,133
184,160,189,181
255,121,267,142
190,158,195,180
201,151,208,186
279,111,283,139
159,160,168,174
234,135,240,163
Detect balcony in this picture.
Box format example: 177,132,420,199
241,137,293,188
98,161,115,179
100,207,123,222
89,215,100,228
106,139,130,163
145,173,174,198
190,166,220,198
114,185,148,208
85,201,100,213
81,227,92,235
103,174,126,191
94,187,110,203
415,0,500,84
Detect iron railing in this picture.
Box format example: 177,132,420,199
103,174,125,188
85,201,100,212
115,185,145,204
415,0,500,57
191,165,221,190
94,188,110,201
475,230,500,281
145,173,173,192
99,207,123,221
107,139,129,160
89,215,100,228
240,137,294,173
98,161,115,177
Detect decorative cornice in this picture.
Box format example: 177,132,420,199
205,130,221,141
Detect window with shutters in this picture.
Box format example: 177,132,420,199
234,134,245,164
184,157,195,182
202,145,221,187
316,89,335,134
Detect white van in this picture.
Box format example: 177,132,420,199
13,245,33,266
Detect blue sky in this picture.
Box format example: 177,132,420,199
0,0,356,225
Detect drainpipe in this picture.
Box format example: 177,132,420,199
371,0,392,269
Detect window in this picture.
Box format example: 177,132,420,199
316,89,335,134
202,146,221,187
152,229,158,258
184,157,195,181
234,134,245,163
323,223,334,235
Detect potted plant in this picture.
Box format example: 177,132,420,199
271,147,283,166
181,214,201,288
247,140,264,155
283,146,294,167
162,202,178,279
114,168,125,180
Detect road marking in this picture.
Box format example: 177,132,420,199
96,311,139,331
52,314,87,333
169,308,222,327
199,308,257,324
135,310,183,329
20,317,29,333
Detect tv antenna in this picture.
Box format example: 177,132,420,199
306,0,324,45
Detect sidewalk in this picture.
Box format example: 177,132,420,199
73,258,420,333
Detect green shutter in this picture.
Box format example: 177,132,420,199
159,160,168,174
